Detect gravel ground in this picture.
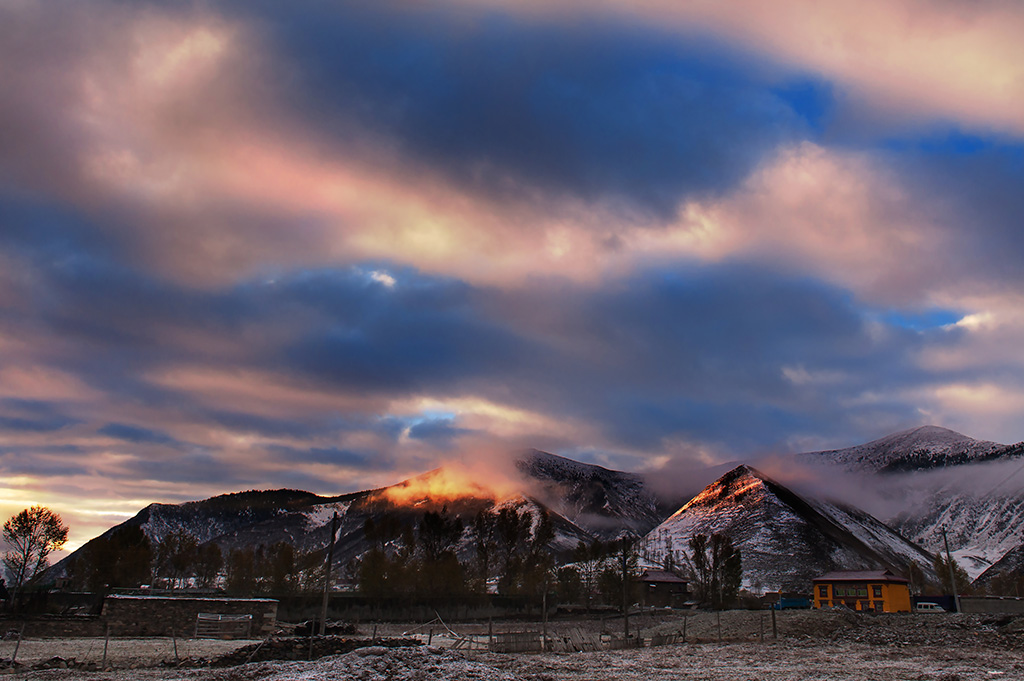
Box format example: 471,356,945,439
5,610,1024,680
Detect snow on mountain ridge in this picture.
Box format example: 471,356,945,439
643,465,935,591
891,485,1024,580
798,425,1004,473
515,449,663,538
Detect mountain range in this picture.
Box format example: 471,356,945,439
53,425,1024,592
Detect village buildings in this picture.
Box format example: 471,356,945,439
812,570,912,613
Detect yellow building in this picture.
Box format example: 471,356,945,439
812,570,912,613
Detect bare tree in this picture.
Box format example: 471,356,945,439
683,533,742,609
155,529,198,589
3,506,69,596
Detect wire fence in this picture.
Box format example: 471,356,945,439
0,634,257,670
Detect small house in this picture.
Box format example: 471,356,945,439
638,569,688,608
812,570,911,613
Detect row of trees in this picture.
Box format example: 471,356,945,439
65,526,330,595
352,507,745,610
355,505,555,600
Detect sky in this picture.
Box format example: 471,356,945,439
2,0,1024,550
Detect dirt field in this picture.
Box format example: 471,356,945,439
5,610,1024,680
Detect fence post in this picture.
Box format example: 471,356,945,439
771,606,777,639
717,610,721,642
12,623,24,664
682,615,686,642
542,585,548,651
103,623,110,669
760,614,764,643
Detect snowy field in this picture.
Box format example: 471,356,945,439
4,610,1024,680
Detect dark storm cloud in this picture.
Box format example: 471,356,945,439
265,445,395,471
0,458,92,478
280,269,535,393
0,399,80,433
0,181,964,462
3,204,958,459
484,265,942,451
97,423,182,447
894,137,1024,288
238,1,808,215
407,418,473,446
0,415,79,434
123,452,249,486
203,410,332,440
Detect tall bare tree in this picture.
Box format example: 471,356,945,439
684,533,742,609
3,506,69,596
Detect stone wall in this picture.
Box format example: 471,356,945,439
101,595,278,637
960,596,1024,614
276,594,537,623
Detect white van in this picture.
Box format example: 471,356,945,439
914,602,945,613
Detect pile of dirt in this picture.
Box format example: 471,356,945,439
211,636,422,666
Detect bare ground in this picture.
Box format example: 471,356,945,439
6,610,1024,680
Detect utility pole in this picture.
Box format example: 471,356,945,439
941,526,961,613
542,574,548,651
621,538,630,638
320,511,340,635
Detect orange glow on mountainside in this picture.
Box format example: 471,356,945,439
373,465,520,507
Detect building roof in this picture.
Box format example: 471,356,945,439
812,570,909,584
639,569,687,584
106,594,279,603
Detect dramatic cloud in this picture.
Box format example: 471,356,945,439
1,0,1022,551
449,0,1024,136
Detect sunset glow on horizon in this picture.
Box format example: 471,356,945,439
2,0,1024,552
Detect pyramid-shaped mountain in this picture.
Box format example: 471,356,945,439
643,465,936,591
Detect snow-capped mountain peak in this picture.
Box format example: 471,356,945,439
798,425,1004,472
515,449,663,538
643,465,935,591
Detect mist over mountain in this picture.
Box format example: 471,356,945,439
53,451,649,578
515,449,664,538
50,425,1024,591
790,426,1024,581
641,465,936,592
796,425,1008,473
